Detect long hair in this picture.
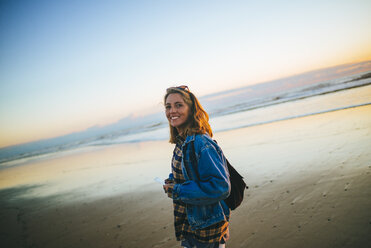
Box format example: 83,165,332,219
164,87,213,144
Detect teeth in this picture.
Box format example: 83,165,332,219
171,116,179,120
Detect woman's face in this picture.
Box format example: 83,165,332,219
165,93,190,131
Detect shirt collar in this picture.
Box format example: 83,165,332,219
176,135,185,145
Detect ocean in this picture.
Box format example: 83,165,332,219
1,62,370,168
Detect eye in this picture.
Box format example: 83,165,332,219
165,105,171,110
176,103,182,108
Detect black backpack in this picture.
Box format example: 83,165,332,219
223,158,248,210
187,141,248,210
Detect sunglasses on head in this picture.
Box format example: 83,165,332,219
176,85,190,92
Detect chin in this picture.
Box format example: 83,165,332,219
170,120,180,127
171,124,181,128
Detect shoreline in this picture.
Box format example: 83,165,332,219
216,101,371,133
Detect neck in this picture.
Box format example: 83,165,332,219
176,128,183,136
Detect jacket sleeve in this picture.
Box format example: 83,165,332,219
172,141,230,205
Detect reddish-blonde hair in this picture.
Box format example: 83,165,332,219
164,87,213,144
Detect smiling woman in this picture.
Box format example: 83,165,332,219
162,86,230,248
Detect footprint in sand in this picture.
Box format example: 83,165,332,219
344,182,350,191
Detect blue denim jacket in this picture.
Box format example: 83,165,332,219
171,134,231,230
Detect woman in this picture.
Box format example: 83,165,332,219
163,85,231,248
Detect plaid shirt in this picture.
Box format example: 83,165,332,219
171,137,229,243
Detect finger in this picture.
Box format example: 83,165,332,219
163,185,169,193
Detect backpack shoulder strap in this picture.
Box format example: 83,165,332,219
181,141,201,181
190,141,201,181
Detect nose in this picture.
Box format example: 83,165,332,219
169,106,177,114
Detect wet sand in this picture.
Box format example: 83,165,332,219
1,104,371,248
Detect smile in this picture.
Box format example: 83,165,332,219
170,116,180,120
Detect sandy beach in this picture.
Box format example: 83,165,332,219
1,102,371,247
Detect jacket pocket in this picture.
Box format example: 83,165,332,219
186,202,226,229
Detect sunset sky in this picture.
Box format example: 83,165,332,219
1,0,371,148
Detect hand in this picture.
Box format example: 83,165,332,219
165,178,174,184
163,183,174,198
163,183,174,193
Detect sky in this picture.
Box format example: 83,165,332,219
0,0,371,148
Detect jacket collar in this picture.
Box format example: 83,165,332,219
184,134,196,144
